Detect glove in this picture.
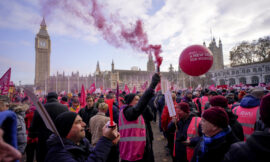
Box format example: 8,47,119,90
149,73,160,89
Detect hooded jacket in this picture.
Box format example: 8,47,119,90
45,134,113,162
223,128,270,162
239,95,260,108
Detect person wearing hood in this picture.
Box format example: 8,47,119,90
209,95,244,141
224,93,270,162
167,102,200,162
29,92,68,162
9,103,29,154
119,73,160,162
45,111,120,162
232,88,263,141
182,91,198,115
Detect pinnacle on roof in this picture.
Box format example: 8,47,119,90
40,17,46,27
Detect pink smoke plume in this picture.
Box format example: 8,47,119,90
41,0,163,68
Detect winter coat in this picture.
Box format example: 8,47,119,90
0,110,18,149
239,95,260,108
29,98,68,162
78,106,98,127
10,104,29,153
89,112,110,145
167,113,196,162
191,127,239,162
122,88,155,162
45,134,113,162
224,108,244,141
223,128,270,162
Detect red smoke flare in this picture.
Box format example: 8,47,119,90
41,0,163,68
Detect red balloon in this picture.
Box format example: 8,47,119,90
179,45,213,76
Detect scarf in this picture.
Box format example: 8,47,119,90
197,126,231,161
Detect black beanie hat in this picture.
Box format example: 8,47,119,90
55,112,77,137
124,93,136,105
47,92,58,100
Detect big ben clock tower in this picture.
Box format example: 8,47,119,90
35,18,51,91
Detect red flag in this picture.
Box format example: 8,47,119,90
89,83,96,94
141,81,148,92
124,84,130,94
208,84,216,91
132,86,137,93
0,68,11,95
80,84,86,108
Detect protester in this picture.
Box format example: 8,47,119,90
9,103,29,154
167,102,199,162
69,98,80,113
89,102,110,146
45,111,120,162
232,88,262,140
29,92,68,162
224,93,270,162
25,104,38,162
210,95,244,141
191,107,239,162
0,128,22,162
78,96,98,142
119,73,160,162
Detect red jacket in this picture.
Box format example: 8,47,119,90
161,101,177,131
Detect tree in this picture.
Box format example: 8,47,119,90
230,36,270,66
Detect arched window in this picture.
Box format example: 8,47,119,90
219,79,225,85
251,76,259,84
265,75,270,83
253,68,257,72
229,78,236,86
239,77,246,84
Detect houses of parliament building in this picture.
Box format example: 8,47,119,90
35,18,228,93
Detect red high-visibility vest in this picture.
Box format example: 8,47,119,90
186,117,201,162
233,105,260,141
200,96,208,113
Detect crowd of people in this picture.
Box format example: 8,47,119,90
0,72,270,162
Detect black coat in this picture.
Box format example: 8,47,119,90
191,129,239,162
45,134,113,162
123,88,155,162
223,128,270,162
167,113,196,162
29,98,68,162
78,106,98,127
225,108,244,141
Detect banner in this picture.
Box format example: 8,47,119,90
164,90,176,117
0,68,11,95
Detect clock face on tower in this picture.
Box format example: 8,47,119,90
38,39,47,49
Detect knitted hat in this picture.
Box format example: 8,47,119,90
47,92,58,100
209,95,228,108
177,102,190,113
202,107,229,128
260,94,270,127
55,112,77,138
124,93,136,105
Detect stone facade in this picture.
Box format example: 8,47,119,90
210,62,270,86
35,18,51,91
